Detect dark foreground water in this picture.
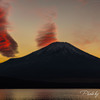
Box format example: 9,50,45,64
0,89,100,100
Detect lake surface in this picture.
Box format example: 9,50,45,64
0,89,100,100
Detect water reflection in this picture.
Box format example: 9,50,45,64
0,89,100,100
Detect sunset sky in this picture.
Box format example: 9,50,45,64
0,0,100,63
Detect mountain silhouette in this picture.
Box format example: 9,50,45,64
0,42,100,88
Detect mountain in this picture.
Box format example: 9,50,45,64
0,42,100,88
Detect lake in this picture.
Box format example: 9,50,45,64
0,89,100,100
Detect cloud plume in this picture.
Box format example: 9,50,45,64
36,22,57,48
36,8,58,48
0,0,18,57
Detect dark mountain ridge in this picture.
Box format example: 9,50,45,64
0,42,100,88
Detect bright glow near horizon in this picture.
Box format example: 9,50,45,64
0,0,100,63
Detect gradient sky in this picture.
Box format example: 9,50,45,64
0,0,100,63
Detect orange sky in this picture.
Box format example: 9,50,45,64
0,0,100,63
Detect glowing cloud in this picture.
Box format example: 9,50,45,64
0,0,18,57
36,22,57,48
36,8,58,48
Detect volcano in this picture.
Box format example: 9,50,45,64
0,42,100,88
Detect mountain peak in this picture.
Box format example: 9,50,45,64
36,42,80,54
0,41,100,87
6,42,99,63
34,42,98,60
36,42,74,55
46,42,72,48
43,42,77,54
